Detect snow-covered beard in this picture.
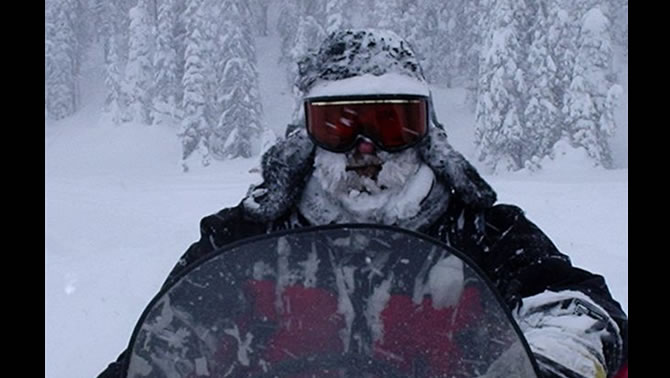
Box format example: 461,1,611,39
316,147,420,191
301,146,435,225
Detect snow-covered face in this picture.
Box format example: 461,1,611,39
312,145,423,212
304,73,431,216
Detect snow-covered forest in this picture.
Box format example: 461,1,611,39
45,0,628,172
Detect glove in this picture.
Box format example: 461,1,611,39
514,290,622,378
530,330,607,378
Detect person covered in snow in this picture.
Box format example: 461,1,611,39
99,29,627,378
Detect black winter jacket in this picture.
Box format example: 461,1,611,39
99,195,628,378
174,194,628,368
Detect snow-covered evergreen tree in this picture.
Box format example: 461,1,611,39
123,0,155,125
429,0,461,87
546,2,576,130
92,0,132,123
152,0,180,125
210,0,265,159
277,0,300,66
402,0,436,83
523,1,560,168
104,34,126,123
214,64,264,159
564,7,620,167
170,0,188,108
400,0,421,42
610,0,628,58
288,16,326,88
249,0,270,36
474,0,530,172
464,0,489,108
60,0,90,74
196,0,220,135
179,0,211,170
91,0,118,62
45,0,78,120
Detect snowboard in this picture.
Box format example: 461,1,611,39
122,224,540,377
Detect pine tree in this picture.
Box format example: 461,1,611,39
45,0,78,120
152,0,180,125
170,0,188,104
277,0,300,66
214,64,264,159
180,0,211,170
211,0,264,159
249,0,270,36
415,0,458,85
474,0,530,172
288,15,326,89
104,34,126,123
523,1,560,168
609,0,627,58
430,0,461,87
464,0,489,109
564,7,619,167
546,2,576,131
92,0,120,65
124,0,155,124
93,0,132,123
60,0,89,76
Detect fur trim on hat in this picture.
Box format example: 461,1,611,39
418,127,497,209
242,129,315,222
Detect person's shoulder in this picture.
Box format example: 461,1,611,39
199,198,279,228
481,202,551,242
196,199,276,251
201,202,245,228
197,201,258,239
483,203,526,227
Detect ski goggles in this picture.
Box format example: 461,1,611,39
304,95,429,152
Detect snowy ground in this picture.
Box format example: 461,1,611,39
45,26,628,378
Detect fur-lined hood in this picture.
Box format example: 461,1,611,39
242,29,496,222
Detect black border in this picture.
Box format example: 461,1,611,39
121,223,542,377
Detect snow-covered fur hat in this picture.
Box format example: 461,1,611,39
243,29,496,222
295,29,426,93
